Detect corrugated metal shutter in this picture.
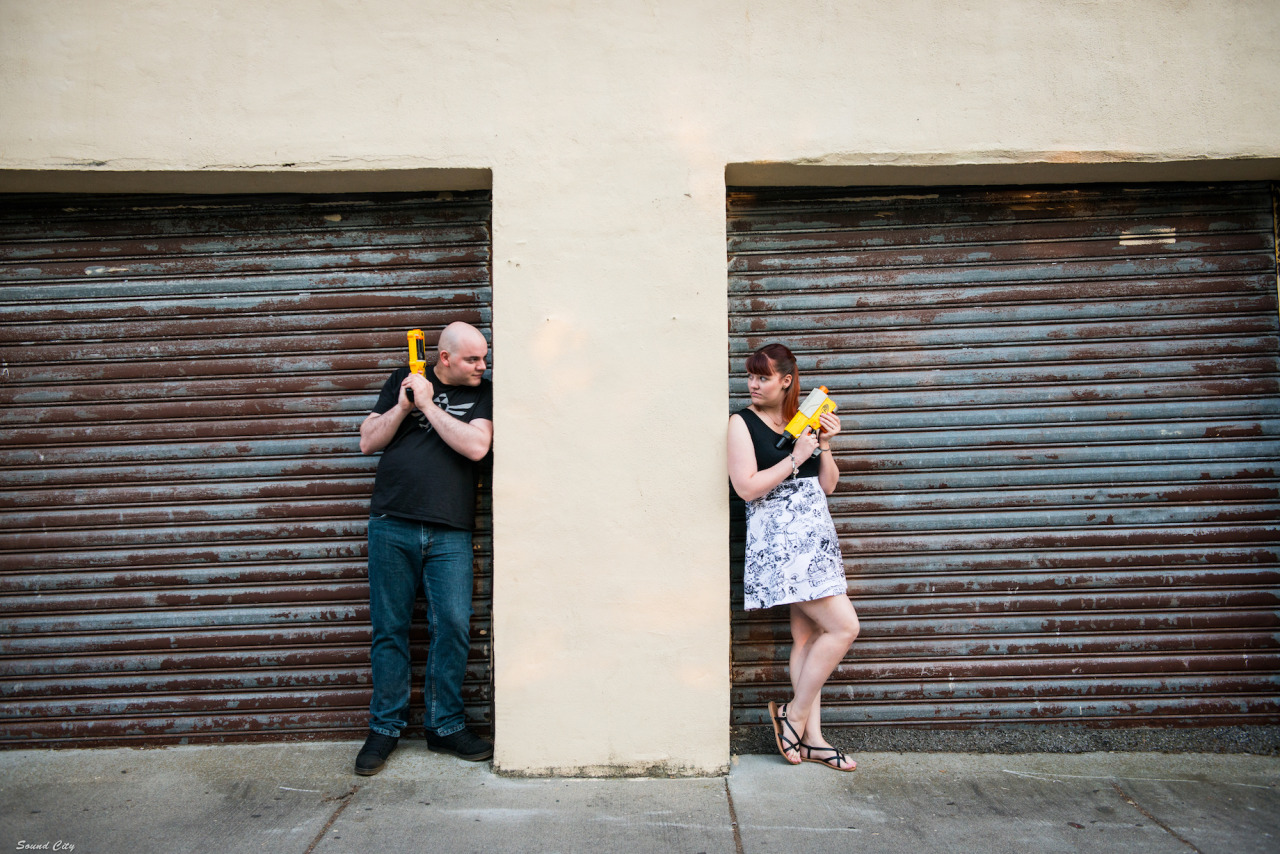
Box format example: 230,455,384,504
728,182,1280,729
0,191,493,746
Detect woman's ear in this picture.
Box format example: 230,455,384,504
781,374,792,389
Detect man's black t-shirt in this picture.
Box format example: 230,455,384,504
369,367,493,530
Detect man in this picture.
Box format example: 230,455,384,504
354,321,494,775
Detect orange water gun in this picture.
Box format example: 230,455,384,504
774,386,838,455
405,328,427,403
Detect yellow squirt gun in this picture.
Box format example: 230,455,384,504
774,386,838,454
405,328,427,403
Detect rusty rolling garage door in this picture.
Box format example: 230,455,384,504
728,182,1280,730
0,191,493,746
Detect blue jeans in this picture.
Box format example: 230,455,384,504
367,514,474,738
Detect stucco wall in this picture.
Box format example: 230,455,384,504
2,0,1278,775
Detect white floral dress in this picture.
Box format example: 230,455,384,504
737,409,847,610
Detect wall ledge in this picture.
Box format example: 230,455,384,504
0,168,492,194
726,157,1280,187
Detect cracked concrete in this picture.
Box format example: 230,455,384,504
1,744,1276,854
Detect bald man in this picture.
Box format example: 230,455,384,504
354,322,494,775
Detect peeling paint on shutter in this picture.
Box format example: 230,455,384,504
728,183,1280,730
0,192,492,746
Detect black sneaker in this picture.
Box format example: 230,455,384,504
354,730,399,776
426,728,493,761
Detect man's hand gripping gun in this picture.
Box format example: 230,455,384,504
774,386,837,456
405,328,427,404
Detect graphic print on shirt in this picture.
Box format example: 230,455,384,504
411,391,475,433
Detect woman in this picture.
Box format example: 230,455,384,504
727,343,860,772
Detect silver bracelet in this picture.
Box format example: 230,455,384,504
788,453,798,479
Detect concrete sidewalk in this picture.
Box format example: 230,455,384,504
1,742,1276,854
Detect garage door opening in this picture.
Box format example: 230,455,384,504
728,182,1280,747
0,191,493,746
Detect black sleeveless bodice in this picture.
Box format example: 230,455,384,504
736,408,821,480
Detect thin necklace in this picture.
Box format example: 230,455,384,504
754,405,785,431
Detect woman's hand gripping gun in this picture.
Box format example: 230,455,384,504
774,386,838,457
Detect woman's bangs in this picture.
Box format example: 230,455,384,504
745,350,776,377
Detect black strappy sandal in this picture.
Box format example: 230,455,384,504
767,701,803,765
798,741,857,772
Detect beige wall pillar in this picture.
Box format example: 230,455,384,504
489,160,731,774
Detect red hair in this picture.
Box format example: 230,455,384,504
746,343,800,421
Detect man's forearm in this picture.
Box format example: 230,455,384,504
419,405,492,461
360,406,409,454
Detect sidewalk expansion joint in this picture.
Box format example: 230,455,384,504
1111,782,1203,854
724,779,745,854
305,784,361,853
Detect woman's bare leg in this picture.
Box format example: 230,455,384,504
777,594,858,761
788,607,827,745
